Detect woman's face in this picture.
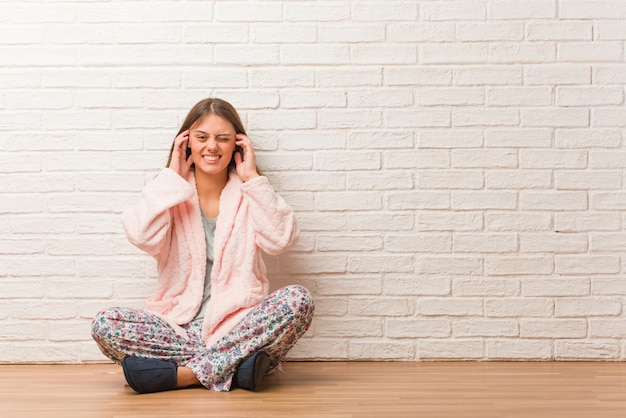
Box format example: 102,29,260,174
188,114,237,177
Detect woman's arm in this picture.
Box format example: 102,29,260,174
121,168,195,257
240,176,300,256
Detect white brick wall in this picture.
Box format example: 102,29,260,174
0,0,625,363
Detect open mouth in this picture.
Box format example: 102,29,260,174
203,155,221,163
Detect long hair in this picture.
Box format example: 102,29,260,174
166,98,247,169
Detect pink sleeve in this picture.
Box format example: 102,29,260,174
121,168,195,257
240,176,300,256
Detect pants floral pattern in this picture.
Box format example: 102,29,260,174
91,285,314,392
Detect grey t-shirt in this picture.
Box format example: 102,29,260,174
193,209,216,322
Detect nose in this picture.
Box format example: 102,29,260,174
206,137,218,151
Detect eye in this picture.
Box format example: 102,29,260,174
216,136,230,142
196,135,206,141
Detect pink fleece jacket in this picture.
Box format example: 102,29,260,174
121,167,299,347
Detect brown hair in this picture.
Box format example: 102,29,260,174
166,98,247,169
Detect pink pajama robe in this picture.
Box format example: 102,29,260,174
91,168,314,391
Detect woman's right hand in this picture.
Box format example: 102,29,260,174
169,129,193,178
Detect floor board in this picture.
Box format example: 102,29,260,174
2,362,626,417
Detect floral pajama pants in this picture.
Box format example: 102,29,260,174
91,285,314,392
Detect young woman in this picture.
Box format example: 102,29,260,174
91,98,314,394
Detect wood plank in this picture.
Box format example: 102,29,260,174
1,362,626,417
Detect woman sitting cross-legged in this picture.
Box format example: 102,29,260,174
91,98,314,393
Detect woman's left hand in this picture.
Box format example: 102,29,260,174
234,133,260,182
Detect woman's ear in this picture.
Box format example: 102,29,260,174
234,145,243,160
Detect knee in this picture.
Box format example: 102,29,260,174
90,307,116,339
285,285,315,315
286,284,313,302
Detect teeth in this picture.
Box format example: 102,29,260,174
203,155,219,161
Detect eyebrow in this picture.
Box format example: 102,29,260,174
192,130,233,136
194,129,233,136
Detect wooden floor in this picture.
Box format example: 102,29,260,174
2,361,626,417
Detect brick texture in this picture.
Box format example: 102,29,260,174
1,0,625,363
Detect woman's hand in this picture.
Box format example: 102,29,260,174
234,133,260,182
169,129,193,179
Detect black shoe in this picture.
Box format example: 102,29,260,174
234,351,270,391
122,357,178,394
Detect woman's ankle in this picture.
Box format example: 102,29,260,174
177,366,201,388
